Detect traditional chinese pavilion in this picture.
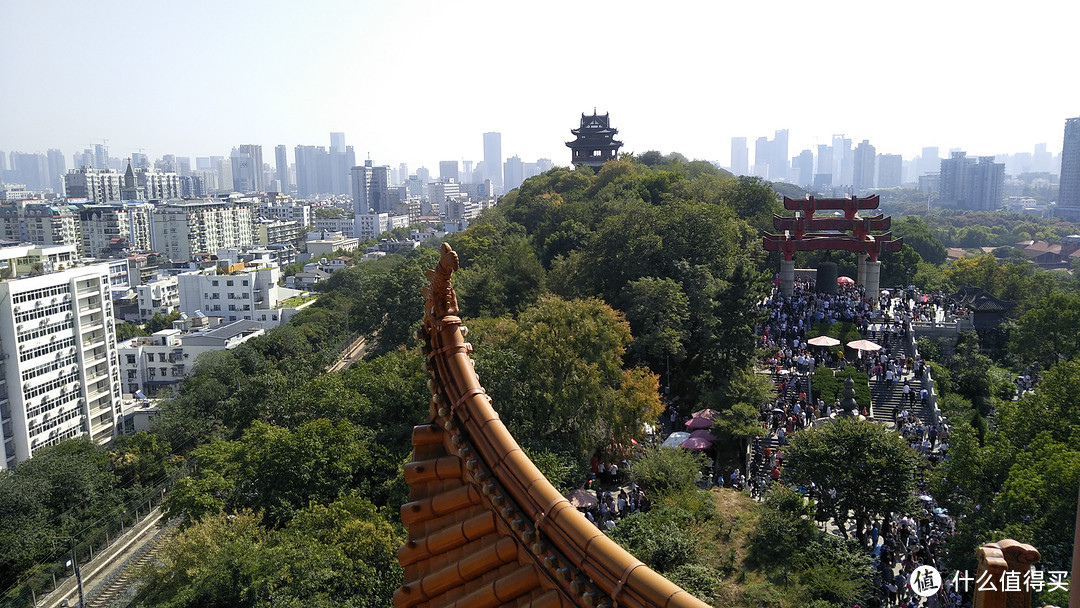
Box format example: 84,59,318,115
566,111,623,170
763,195,903,301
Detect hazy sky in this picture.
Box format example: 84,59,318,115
2,0,1077,171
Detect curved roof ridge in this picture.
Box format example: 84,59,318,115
396,242,710,608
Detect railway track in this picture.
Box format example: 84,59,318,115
82,518,180,608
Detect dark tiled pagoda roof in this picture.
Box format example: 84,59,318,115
950,286,1017,313
395,243,708,608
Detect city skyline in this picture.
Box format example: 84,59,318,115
2,1,1078,172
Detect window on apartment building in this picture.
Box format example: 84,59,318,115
160,367,167,376
212,305,220,311
146,354,154,363
158,353,165,362
226,280,234,287
126,355,135,364
242,280,248,286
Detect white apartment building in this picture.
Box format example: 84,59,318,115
137,276,179,320
151,200,256,260
118,320,264,396
0,245,121,469
64,168,124,202
259,196,311,227
79,202,153,255
0,202,84,255
314,216,356,238
353,213,389,240
176,265,304,328
307,234,360,258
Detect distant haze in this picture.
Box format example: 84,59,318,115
1,0,1076,170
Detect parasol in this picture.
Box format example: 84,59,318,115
684,417,714,430
566,488,598,508
680,437,712,451
691,408,721,420
661,432,691,449
807,336,841,347
837,276,855,284
847,339,883,352
689,429,717,442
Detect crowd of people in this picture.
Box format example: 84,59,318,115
754,278,969,607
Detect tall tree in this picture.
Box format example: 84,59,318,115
783,418,918,543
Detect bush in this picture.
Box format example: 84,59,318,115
607,508,697,572
811,366,870,410
630,447,705,498
747,486,815,569
916,337,944,363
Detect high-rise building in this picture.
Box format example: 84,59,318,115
917,147,940,178
64,168,124,202
1033,142,1053,173
503,156,524,191
79,202,153,255
10,153,49,191
815,144,833,186
483,132,502,188
832,135,853,186
275,145,290,194
753,136,771,178
439,161,459,183
852,140,876,191
794,150,814,187
771,129,789,182
939,152,1004,211
0,246,122,469
1058,118,1080,208
730,137,749,175
294,145,332,197
94,144,109,171
130,152,150,170
151,199,256,260
0,202,84,254
231,145,264,193
351,161,393,216
877,154,903,188
329,133,353,195
46,149,66,193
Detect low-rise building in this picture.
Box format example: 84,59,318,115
136,276,179,320
176,265,307,328
306,233,360,258
118,319,264,396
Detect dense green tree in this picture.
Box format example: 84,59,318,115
619,276,690,368
629,447,706,498
109,432,175,488
1007,293,1080,368
470,295,663,457
116,321,149,342
165,419,399,527
453,233,546,317
892,216,947,265
783,418,918,543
